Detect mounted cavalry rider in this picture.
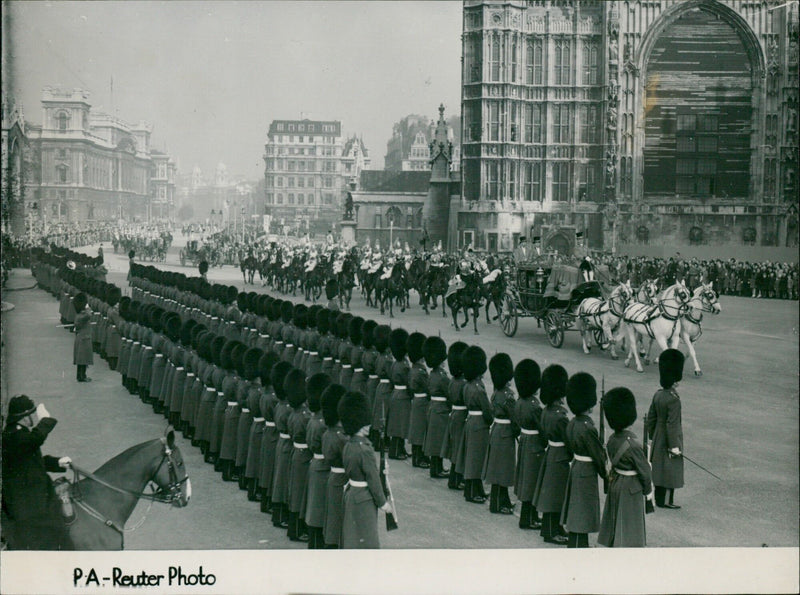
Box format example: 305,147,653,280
305,246,318,273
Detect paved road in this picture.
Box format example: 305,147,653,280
2,237,797,549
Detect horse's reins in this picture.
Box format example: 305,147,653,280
683,292,719,341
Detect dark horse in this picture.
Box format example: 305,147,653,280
336,249,358,311
240,253,258,285
445,270,483,334
63,427,190,550
480,267,507,324
377,263,409,318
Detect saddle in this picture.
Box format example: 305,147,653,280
482,269,501,285
623,302,660,324
53,477,76,523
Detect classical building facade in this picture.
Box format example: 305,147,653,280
459,0,799,253
1,94,28,235
150,150,176,220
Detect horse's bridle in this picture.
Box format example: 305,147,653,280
685,289,719,325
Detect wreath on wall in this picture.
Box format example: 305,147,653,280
689,226,703,244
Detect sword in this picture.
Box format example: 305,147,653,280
671,450,723,481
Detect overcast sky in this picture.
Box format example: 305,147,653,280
5,1,463,180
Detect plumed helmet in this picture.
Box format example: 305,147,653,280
180,319,198,347
271,361,293,401
462,345,487,382
6,395,36,426
293,303,308,329
566,372,597,416
243,347,264,381
106,285,122,307
338,391,372,436
489,352,514,390
210,335,227,367
348,316,365,345
540,364,568,405
198,260,209,275
422,336,447,369
325,279,338,300
316,308,330,334
447,341,468,377
285,368,307,409
602,387,637,431
258,351,280,387
514,359,541,399
306,373,332,413
373,324,391,353
321,383,347,427
280,300,294,323
407,332,426,364
658,348,685,389
72,292,88,313
361,319,378,350
389,328,409,361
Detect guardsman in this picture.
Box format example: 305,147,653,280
209,341,246,470
442,341,468,490
304,373,333,549
325,280,340,311
561,372,607,548
318,309,335,378
258,358,289,513
406,332,431,469
422,336,450,479
235,347,264,490
646,349,685,509
103,286,123,372
304,305,323,378
337,313,356,390
280,302,297,364
286,368,312,542
386,328,412,460
291,304,308,371
461,345,491,503
369,325,393,452
321,384,348,548
598,387,654,547
360,320,380,416
513,358,544,530
72,293,93,382
352,319,375,398
247,352,277,502
270,362,295,528
347,316,366,392
533,364,571,545
483,352,518,515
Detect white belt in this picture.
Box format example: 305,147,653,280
286,344,294,348
242,408,250,414
265,421,276,427
520,428,539,435
260,334,268,338
134,342,140,346
380,379,390,384
298,348,305,352
468,411,483,416
323,357,333,361
145,346,153,350
348,480,367,488
156,354,164,358
275,341,284,345
369,374,379,379
413,393,427,398
493,418,511,424
309,351,319,356
452,405,467,411
548,441,565,447
293,442,308,449
354,368,364,373
176,367,184,371
313,453,325,460
394,385,407,390
187,373,195,378
253,417,265,422
573,454,592,463
431,396,447,402
330,467,345,474
279,433,291,439
615,468,637,476
227,401,238,407
218,392,225,397
342,364,352,369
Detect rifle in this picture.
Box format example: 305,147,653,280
643,414,655,514
379,393,399,531
599,375,609,494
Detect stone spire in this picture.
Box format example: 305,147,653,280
429,103,453,182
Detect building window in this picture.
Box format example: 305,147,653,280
486,161,500,200
508,161,517,199
510,36,518,82
298,193,305,205
277,193,283,204
554,39,570,85
552,162,570,201
57,112,69,131
764,158,777,197
288,161,295,171
579,164,598,200
622,156,633,196
308,194,315,205
489,101,501,141
267,193,274,204
510,103,519,142
524,162,542,201
582,41,598,85
462,230,474,249
581,105,598,144
288,193,295,204
276,177,283,187
308,177,314,187
324,177,333,188
526,39,543,85
57,165,68,183
298,178,305,187
553,105,570,143
466,35,482,82
490,35,502,82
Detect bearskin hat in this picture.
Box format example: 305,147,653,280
210,335,227,367
540,364,568,405
293,303,308,329
219,340,237,371
280,300,294,324
336,312,352,340
199,282,213,301
258,351,280,387
361,319,378,350
462,345,487,382
407,332,426,364
566,372,597,416
389,328,409,361
489,352,514,390
423,336,447,369
306,373,332,413
307,305,320,330
149,306,165,333
72,292,88,313
325,279,338,300
237,292,249,312
602,387,637,431
128,301,142,325
165,313,182,342
514,359,541,400
190,323,207,349
338,391,372,436
224,285,238,305
316,308,330,334
321,383,347,427
265,299,278,321
128,249,136,259
447,341,468,378
271,361,294,401
258,294,271,317
349,316,365,345
247,292,259,313
243,347,263,381
194,330,210,360
106,285,122,307
180,319,197,347
198,260,209,275
284,368,307,409
659,348,685,389
373,324,391,353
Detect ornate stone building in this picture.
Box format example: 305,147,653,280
459,0,799,254
150,150,176,220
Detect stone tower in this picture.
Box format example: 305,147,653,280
423,104,454,249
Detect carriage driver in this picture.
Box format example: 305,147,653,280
580,256,595,283
2,395,74,550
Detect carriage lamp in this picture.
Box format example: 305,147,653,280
535,267,545,292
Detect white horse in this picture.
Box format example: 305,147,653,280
577,280,633,360
623,281,691,373
677,282,721,377
619,279,661,357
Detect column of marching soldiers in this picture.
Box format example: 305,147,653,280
33,248,663,549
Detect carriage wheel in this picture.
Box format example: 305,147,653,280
545,311,564,348
500,293,518,337
593,329,608,351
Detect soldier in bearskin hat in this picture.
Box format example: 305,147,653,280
317,309,335,379
561,372,608,548
325,279,340,311
321,383,348,548
257,358,290,513
333,312,354,388
103,286,123,372
270,362,296,528
483,352,517,514
339,391,392,549
461,345,492,503
303,305,323,378
291,304,309,372
513,358,545,530
304,373,333,549
386,328,411,460
347,316,366,395
598,387,654,547
533,364,570,545
369,324,393,451
234,347,265,489
72,292,93,382
286,368,312,542
646,348,685,509
442,341,468,490
422,336,450,479
406,332,431,469
247,352,278,503
356,319,378,401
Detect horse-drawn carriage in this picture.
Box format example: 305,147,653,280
179,240,211,267
499,258,612,348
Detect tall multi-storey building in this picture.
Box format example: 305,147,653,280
150,150,176,220
263,119,349,234
458,0,798,254
2,93,28,235
341,134,371,190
